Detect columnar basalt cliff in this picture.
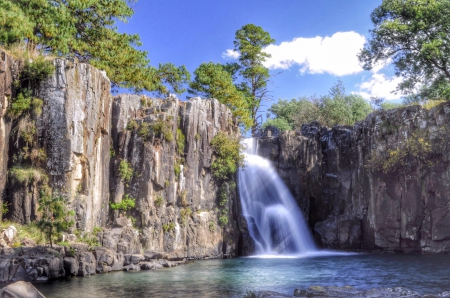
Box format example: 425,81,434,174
258,102,450,253
110,94,241,259
0,50,242,266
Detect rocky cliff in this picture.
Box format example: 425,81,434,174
0,50,242,261
258,102,450,253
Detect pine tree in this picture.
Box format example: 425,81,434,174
0,0,190,94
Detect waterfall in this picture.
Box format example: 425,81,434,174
238,138,316,255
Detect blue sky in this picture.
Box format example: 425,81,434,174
119,0,402,110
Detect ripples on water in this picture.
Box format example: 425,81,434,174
35,253,450,297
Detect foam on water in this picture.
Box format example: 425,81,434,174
238,138,316,255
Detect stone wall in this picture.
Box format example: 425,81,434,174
258,102,450,253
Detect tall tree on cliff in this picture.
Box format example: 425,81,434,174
234,24,275,135
359,0,450,102
0,0,190,94
189,24,274,134
188,62,252,129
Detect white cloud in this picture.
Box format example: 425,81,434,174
221,49,240,60
263,31,366,76
355,73,403,100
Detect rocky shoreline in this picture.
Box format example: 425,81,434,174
0,219,196,284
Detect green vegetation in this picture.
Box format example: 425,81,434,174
180,207,192,226
154,196,164,208
110,194,135,211
78,232,101,249
0,202,8,215
189,24,275,133
217,184,230,227
93,226,103,235
118,160,133,184
37,192,75,248
208,221,216,232
0,1,190,94
137,122,151,140
368,130,437,173
359,0,450,102
179,190,188,207
153,120,174,142
9,166,48,184
188,62,252,129
127,120,139,131
165,180,170,188
162,222,176,233
263,80,372,130
210,132,243,181
136,120,174,142
176,129,186,155
0,221,46,246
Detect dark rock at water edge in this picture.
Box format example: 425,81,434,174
257,102,450,253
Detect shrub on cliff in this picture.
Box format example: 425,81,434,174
0,0,189,94
37,192,75,248
210,132,243,181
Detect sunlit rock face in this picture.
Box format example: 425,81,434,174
1,50,245,259
258,102,450,253
110,95,242,258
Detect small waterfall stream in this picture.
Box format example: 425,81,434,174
238,138,316,255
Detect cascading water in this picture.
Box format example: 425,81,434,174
238,138,316,255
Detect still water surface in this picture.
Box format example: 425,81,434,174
34,253,450,297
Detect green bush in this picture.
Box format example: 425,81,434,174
154,195,164,208
162,222,176,233
208,221,215,232
176,129,185,155
9,89,32,117
0,202,8,215
210,132,243,181
118,160,133,184
219,214,229,226
138,122,151,140
127,120,139,131
180,207,192,226
37,192,75,248
21,56,54,88
368,130,435,173
110,194,135,211
9,166,48,183
153,120,174,142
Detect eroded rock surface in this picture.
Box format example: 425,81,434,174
258,103,450,253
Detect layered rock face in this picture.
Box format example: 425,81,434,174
258,102,450,253
1,50,241,260
0,50,17,218
111,95,240,259
6,57,112,231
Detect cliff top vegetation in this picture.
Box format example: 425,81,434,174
0,0,190,94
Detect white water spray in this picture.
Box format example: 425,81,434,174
238,138,316,255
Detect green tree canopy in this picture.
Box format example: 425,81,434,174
358,0,450,101
0,0,190,94
189,24,274,134
188,62,252,128
234,24,275,134
263,81,373,131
